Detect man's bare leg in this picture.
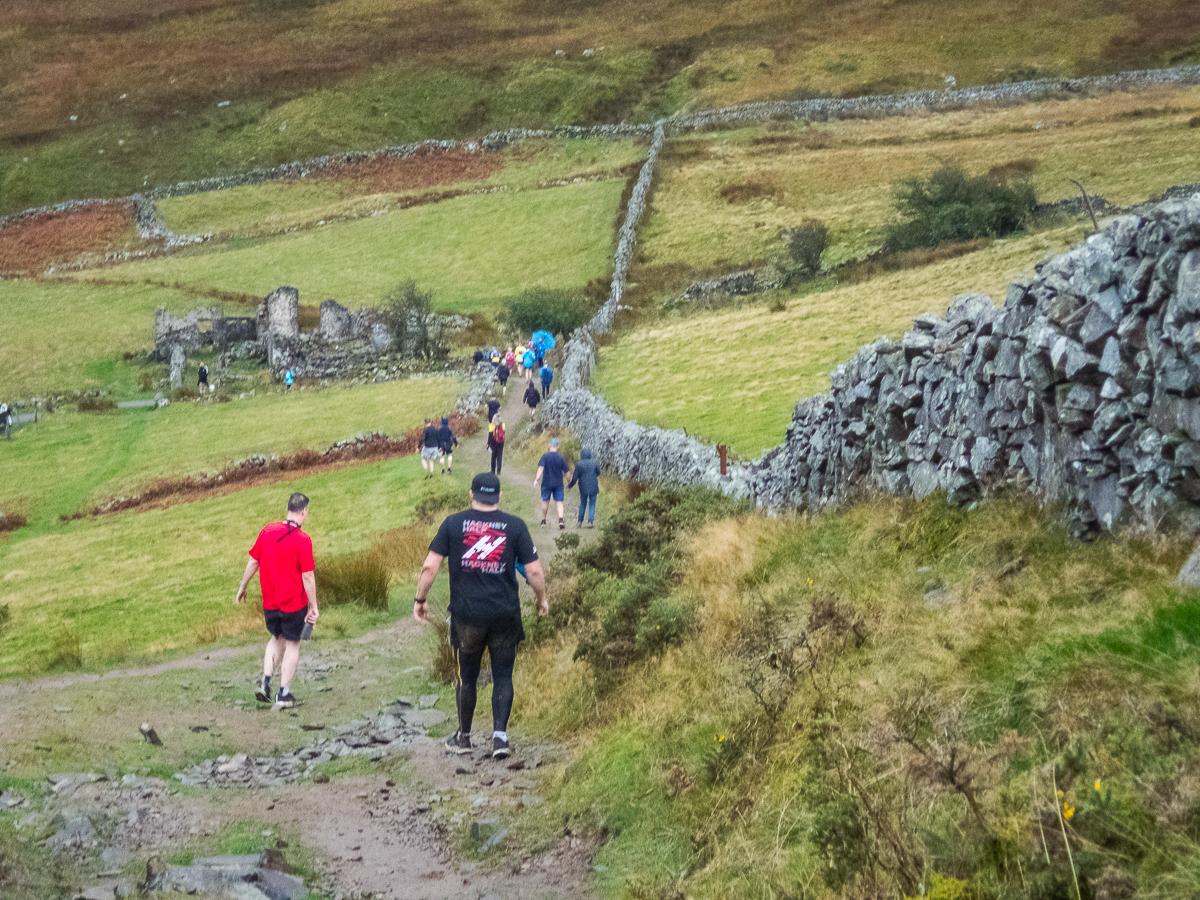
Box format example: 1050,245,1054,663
280,640,301,690
263,636,282,677
556,500,565,525
541,500,550,523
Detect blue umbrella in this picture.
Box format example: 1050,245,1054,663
532,330,556,351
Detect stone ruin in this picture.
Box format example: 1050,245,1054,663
153,287,460,383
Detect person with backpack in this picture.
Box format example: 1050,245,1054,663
567,447,600,528
539,363,553,400
505,347,517,375
438,416,458,475
490,347,501,369
522,348,536,383
523,380,540,416
488,417,506,475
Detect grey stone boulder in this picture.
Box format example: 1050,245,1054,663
1178,543,1200,588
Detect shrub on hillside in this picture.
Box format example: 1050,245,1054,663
77,395,116,413
884,164,1035,251
781,218,829,279
383,280,449,360
501,287,598,340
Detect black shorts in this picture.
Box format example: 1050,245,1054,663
450,615,525,656
264,607,307,641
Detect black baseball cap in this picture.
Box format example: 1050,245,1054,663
471,473,500,501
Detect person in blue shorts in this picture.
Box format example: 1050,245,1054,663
539,363,553,400
533,436,570,529
522,348,535,384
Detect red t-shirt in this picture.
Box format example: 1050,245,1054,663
249,521,315,613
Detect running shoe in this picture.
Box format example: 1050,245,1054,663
559,522,565,530
540,520,547,527
445,731,472,755
254,676,271,703
492,736,511,760
275,688,298,708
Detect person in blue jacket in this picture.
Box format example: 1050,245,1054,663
438,416,458,475
539,363,553,400
567,448,600,528
522,348,536,383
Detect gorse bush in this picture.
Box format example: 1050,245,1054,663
501,287,599,339
535,486,749,678
884,164,1036,251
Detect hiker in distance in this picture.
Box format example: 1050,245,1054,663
488,416,506,475
438,416,458,475
568,447,600,528
420,417,441,478
413,473,548,759
236,492,319,709
523,380,541,417
533,436,570,530
198,361,209,396
539,362,553,399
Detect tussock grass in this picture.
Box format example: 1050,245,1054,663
78,180,625,315
597,223,1088,456
514,487,1200,898
316,550,390,611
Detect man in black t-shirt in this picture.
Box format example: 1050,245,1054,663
414,473,547,760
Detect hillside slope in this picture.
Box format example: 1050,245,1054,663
3,0,1200,213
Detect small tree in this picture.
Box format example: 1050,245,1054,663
781,219,829,279
383,280,447,360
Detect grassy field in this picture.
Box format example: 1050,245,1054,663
596,223,1089,456
157,136,647,238
639,85,1200,277
513,486,1200,899
75,179,625,314
0,279,210,398
3,0,1196,214
0,376,461,530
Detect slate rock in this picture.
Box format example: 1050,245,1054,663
1178,544,1200,588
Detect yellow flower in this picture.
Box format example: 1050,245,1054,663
1056,789,1064,798
719,735,724,742
1063,802,1074,819
1094,780,1101,792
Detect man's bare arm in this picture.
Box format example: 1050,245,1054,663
302,571,319,623
524,559,548,616
413,551,444,623
235,559,259,604
534,465,544,487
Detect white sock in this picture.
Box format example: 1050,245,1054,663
493,731,508,742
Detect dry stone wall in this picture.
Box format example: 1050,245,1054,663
544,195,1200,534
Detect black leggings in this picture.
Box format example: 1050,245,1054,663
451,618,522,735
490,443,504,474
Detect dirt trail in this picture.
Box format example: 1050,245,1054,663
4,381,603,900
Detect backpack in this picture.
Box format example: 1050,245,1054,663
494,424,505,443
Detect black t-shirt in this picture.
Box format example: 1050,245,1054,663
423,425,440,448
429,509,539,625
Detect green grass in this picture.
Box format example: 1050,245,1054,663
157,136,646,238
0,279,207,398
515,489,1199,899
0,453,448,678
640,86,1200,275
598,224,1088,456
0,376,461,529
77,180,625,314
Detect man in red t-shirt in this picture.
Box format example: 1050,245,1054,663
235,492,319,708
